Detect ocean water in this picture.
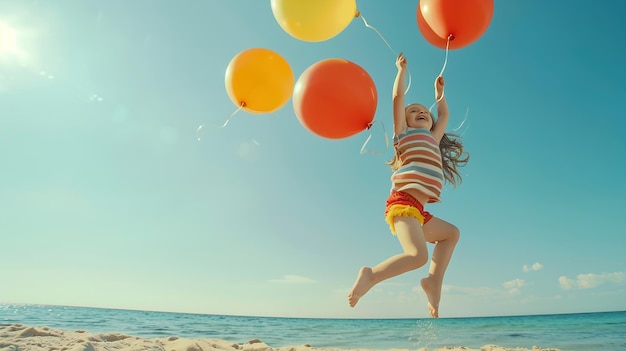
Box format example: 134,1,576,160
0,305,624,351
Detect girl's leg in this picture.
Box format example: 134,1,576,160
420,217,460,318
348,216,429,307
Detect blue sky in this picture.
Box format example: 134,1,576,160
1,1,625,319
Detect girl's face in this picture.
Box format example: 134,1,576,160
405,104,433,130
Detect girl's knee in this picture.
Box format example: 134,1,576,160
407,251,429,269
417,253,429,268
450,225,460,243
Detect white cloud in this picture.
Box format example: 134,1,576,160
503,278,525,290
559,272,626,290
558,276,573,290
502,279,526,295
507,288,521,296
268,274,315,284
523,262,543,272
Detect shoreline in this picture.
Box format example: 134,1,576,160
0,324,561,351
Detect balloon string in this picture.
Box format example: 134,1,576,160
358,13,411,95
219,102,245,128
437,35,452,78
451,107,469,132
429,35,452,113
358,13,396,55
451,107,471,137
360,120,389,155
196,102,245,141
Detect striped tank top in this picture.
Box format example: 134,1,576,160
391,128,444,203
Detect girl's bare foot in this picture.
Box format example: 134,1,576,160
348,267,374,307
420,277,441,318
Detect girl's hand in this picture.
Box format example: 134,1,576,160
396,52,407,71
435,76,445,100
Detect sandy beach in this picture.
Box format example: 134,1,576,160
0,324,561,351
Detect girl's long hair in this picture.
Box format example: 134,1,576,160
438,132,469,186
387,131,469,187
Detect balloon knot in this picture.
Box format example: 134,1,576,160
366,122,374,130
240,101,247,107
448,34,455,41
355,10,360,18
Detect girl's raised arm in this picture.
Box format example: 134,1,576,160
431,76,449,142
393,53,408,136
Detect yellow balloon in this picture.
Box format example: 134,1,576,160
224,48,294,114
271,0,357,42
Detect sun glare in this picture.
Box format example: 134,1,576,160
0,22,19,56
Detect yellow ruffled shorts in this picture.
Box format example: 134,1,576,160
384,190,433,234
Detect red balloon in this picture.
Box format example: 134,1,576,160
293,59,377,139
417,6,447,50
417,0,494,49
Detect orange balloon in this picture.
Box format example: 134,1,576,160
293,59,377,139
417,5,448,49
418,0,494,49
225,48,294,114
